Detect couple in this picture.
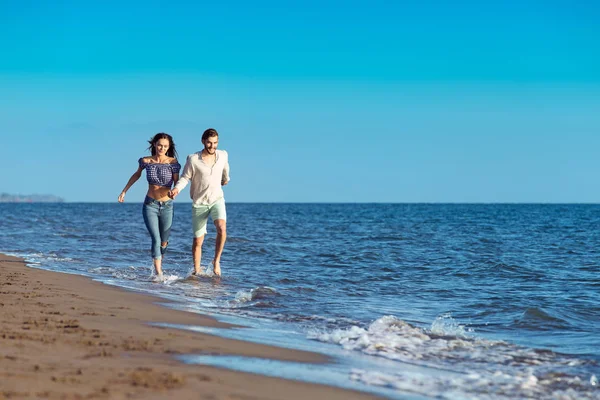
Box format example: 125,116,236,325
118,128,230,280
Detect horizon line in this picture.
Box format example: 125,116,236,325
3,201,600,205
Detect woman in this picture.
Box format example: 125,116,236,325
118,133,181,280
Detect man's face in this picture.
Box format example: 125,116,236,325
203,135,218,154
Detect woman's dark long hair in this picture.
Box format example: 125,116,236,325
147,132,178,158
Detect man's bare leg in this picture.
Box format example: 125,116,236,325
192,236,205,275
212,219,226,276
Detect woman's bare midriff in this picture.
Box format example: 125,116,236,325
146,185,172,201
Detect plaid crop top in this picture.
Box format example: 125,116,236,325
138,158,181,187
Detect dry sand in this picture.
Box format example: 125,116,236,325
0,253,382,399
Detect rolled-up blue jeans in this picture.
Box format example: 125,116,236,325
142,196,173,260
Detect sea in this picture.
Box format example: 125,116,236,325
1,203,599,400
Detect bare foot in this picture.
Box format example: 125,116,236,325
152,273,164,283
212,260,221,277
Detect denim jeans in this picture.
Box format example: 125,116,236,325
142,196,173,260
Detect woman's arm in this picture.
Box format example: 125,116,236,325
118,167,143,202
170,155,192,199
168,159,181,197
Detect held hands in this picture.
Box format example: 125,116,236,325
118,192,126,203
168,188,180,199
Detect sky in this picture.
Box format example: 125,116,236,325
2,0,599,203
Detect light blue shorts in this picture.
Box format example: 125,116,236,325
192,198,226,237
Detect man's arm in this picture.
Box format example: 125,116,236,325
170,155,193,198
221,151,230,186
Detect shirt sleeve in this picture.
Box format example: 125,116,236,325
138,158,147,169
222,151,230,182
172,162,181,175
174,155,193,192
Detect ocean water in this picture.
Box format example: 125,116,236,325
1,203,599,399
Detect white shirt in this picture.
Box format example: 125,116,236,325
174,150,230,205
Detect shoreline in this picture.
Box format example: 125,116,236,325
0,253,383,399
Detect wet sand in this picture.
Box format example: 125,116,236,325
0,253,382,399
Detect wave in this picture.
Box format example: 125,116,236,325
309,315,598,399
514,307,571,330
235,286,280,301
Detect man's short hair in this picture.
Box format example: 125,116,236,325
202,128,219,142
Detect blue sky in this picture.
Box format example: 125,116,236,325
2,0,599,202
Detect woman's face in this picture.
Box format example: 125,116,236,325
155,138,170,156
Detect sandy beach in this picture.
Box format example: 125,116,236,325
0,253,382,400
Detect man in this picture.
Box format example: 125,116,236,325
169,128,230,276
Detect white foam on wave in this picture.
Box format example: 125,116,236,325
151,273,180,284
235,290,253,303
310,315,591,367
103,264,184,284
349,368,600,400
89,266,115,275
108,265,148,281
431,312,473,337
20,251,74,264
233,286,280,304
309,315,468,363
309,315,599,399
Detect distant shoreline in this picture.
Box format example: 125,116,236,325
0,193,64,203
